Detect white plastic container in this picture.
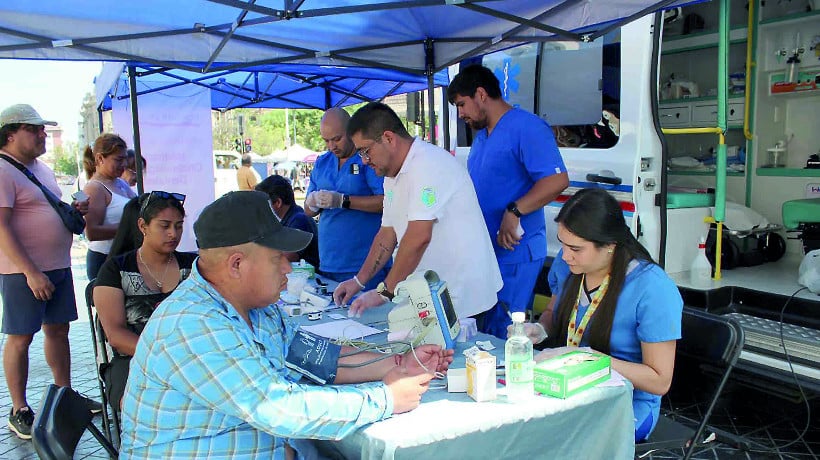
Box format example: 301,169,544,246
690,237,713,289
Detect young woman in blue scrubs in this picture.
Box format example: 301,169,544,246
522,188,683,441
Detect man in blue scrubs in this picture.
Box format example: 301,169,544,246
305,108,389,289
448,65,569,338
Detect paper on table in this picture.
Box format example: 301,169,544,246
301,319,383,341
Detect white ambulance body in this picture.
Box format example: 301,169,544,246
450,15,667,262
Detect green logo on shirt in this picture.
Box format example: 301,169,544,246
386,190,394,203
421,187,436,207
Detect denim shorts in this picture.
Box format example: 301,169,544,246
0,268,79,335
86,249,108,281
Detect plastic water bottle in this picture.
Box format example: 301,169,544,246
690,237,712,288
505,312,534,401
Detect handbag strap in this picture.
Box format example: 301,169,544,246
0,153,67,211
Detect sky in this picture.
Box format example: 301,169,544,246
0,60,103,143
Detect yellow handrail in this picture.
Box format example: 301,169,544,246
743,0,755,141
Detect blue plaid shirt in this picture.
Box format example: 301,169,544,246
119,262,393,459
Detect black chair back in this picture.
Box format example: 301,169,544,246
32,384,118,460
636,307,745,460
679,308,744,368
85,279,121,444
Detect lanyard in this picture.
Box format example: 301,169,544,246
566,273,610,347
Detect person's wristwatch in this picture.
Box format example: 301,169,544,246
376,282,394,302
342,194,351,209
506,201,522,217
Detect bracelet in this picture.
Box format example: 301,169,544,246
353,275,365,289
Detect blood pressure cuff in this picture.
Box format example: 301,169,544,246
285,330,342,384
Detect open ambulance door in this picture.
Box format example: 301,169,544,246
450,14,668,264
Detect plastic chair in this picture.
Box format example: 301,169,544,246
32,384,118,460
84,280,121,444
635,307,745,460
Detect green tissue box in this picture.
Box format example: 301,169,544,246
291,260,315,278
533,351,611,398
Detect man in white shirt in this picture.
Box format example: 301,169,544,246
333,102,502,319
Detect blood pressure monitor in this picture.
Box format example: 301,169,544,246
387,270,460,349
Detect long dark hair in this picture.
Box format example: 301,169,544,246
549,188,654,354
108,193,186,259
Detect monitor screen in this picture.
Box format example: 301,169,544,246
437,285,458,330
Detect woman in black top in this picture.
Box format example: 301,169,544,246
93,191,195,406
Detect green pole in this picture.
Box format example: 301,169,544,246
714,0,730,222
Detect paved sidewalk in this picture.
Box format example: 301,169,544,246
0,238,111,459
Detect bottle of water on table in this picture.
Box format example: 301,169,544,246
505,311,534,401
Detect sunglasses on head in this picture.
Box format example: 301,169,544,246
140,190,186,217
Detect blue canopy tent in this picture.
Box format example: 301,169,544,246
0,0,694,191
97,63,450,111
0,1,695,72
1,1,695,116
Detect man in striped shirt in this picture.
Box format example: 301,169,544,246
119,191,452,459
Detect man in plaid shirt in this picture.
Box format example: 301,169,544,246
119,191,452,459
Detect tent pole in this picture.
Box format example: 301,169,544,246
441,86,450,152
128,65,146,195
425,39,436,144
97,106,104,135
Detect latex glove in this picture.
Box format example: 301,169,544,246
333,278,363,306
348,290,387,317
304,191,320,213
507,322,548,344
497,210,523,250
315,190,344,209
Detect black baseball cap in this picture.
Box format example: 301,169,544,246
194,191,312,251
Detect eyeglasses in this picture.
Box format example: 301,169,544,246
357,134,384,162
139,190,186,217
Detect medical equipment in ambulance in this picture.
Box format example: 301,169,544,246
387,270,460,350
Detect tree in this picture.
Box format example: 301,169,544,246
210,103,402,156
52,144,79,177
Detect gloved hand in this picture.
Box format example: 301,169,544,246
333,277,363,307
348,290,388,317
315,190,344,209
304,191,320,213
507,322,548,344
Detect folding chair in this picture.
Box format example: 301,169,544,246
32,384,118,460
84,280,121,444
635,307,745,460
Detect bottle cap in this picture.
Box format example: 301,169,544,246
511,311,526,323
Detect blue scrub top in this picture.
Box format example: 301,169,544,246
307,152,385,274
548,252,683,433
468,108,566,264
